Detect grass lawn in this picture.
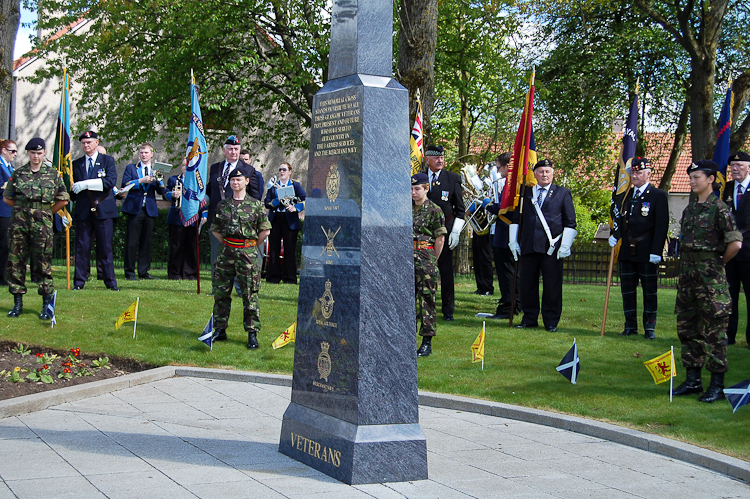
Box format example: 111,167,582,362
1,269,749,461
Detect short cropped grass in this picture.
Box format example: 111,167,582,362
1,269,749,461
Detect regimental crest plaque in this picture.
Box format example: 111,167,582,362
319,279,335,319
318,341,332,382
326,164,340,202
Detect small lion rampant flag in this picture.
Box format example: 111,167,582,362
644,349,676,384
115,298,139,339
471,322,485,366
409,89,424,176
272,322,297,349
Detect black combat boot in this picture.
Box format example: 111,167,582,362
7,294,22,318
247,332,259,349
39,294,53,320
698,372,725,403
672,367,703,396
212,329,227,341
417,336,432,357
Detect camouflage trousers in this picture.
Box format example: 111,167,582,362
675,259,729,373
7,208,54,296
415,264,438,337
212,246,261,333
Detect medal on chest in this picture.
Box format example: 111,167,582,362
641,202,650,216
441,190,449,202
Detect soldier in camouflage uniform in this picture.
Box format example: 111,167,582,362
3,138,69,319
412,173,446,357
210,168,271,349
673,160,742,403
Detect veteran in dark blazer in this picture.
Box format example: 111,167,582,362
722,151,750,346
120,143,164,280
609,158,669,339
70,131,119,291
425,145,466,321
164,160,198,280
510,159,576,332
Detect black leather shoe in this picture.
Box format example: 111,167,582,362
213,329,227,341
108,286,120,291
546,326,558,332
514,323,538,329
644,330,656,340
7,294,22,318
139,274,157,280
490,313,510,320
247,332,259,349
417,338,432,357
698,372,725,403
126,275,139,281
39,294,53,320
673,368,703,396
619,329,638,336
72,286,84,290
443,314,454,321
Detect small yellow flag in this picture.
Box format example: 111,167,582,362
644,350,676,384
272,322,297,349
471,324,485,363
115,301,138,330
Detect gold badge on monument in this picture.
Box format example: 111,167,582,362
320,226,341,257
318,341,332,382
326,164,340,202
319,279,335,319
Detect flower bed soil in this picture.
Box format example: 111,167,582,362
0,340,155,400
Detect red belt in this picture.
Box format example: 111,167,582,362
223,237,258,248
414,241,434,250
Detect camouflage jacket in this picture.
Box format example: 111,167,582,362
210,197,271,241
4,162,69,206
413,199,446,268
679,194,741,253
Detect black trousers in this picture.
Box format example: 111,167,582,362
438,245,455,316
472,233,494,293
74,216,116,289
0,216,10,284
493,245,520,314
124,207,155,278
168,224,198,280
726,258,750,344
618,260,658,331
267,214,299,284
519,252,563,328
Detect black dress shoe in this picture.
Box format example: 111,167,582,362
490,313,510,320
546,326,558,332
443,314,454,321
108,286,120,291
72,286,84,290
126,275,139,281
514,323,538,329
139,274,157,280
644,330,656,340
213,329,227,341
619,329,638,336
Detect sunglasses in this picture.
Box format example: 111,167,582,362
4,149,17,154
279,168,288,172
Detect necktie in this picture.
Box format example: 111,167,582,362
537,187,545,206
431,173,437,190
88,157,94,177
222,162,231,184
737,185,744,208
633,188,639,200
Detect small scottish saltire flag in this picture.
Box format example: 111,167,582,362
724,378,750,413
556,339,580,384
48,291,57,327
198,314,214,350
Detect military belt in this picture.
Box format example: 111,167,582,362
681,251,719,261
223,237,258,248
413,241,434,250
15,201,46,210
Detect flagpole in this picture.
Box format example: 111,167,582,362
482,321,485,371
133,297,139,339
601,246,616,336
670,345,674,402
196,221,201,294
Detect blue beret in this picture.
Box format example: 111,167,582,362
687,160,718,175
225,135,240,145
228,167,249,179
411,173,429,185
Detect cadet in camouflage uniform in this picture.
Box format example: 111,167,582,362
412,173,446,357
3,138,69,319
673,160,742,403
210,168,271,349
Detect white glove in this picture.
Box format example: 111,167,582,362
61,214,71,229
649,254,661,264
71,179,104,194
608,235,617,247
448,218,465,250
508,224,520,261
199,217,207,233
557,227,578,259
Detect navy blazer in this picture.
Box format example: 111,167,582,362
0,158,13,218
120,163,165,217
723,179,750,262
425,169,465,232
163,174,197,226
71,153,119,220
264,180,306,231
512,184,576,255
205,159,260,225
618,183,669,263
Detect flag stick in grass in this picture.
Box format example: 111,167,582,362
115,298,139,339
471,321,485,370
643,347,676,401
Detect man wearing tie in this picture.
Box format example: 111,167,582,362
0,140,18,286
722,151,750,346
425,145,465,321
202,135,261,276
608,158,669,339
120,143,164,280
509,159,577,332
70,131,119,291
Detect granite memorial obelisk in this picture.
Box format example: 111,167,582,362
278,0,428,485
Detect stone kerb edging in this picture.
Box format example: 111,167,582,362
0,366,747,483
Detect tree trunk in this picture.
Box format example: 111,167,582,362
0,0,20,138
689,57,717,160
658,99,690,192
458,79,469,159
730,71,750,153
397,0,437,143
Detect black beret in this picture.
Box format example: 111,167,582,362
228,167,249,179
225,135,240,146
687,160,719,175
631,157,651,171
25,138,45,151
728,151,750,163
79,131,98,141
534,159,554,170
425,145,444,157
411,173,429,185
